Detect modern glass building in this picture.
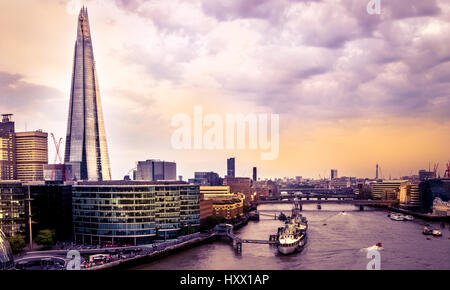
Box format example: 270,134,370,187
72,181,200,245
135,160,177,181
64,7,111,181
0,229,14,270
0,181,27,238
227,157,235,178
180,185,200,229
0,114,16,181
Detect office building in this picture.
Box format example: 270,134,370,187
15,131,48,181
227,157,235,178
135,160,176,181
419,170,436,181
0,114,16,180
370,180,406,200
223,177,253,205
192,171,222,186
72,181,199,245
331,169,338,180
64,7,111,181
0,181,27,237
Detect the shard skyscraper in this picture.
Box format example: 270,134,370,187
64,7,111,181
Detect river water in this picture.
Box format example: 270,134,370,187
132,204,450,270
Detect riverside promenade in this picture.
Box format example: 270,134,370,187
86,233,217,270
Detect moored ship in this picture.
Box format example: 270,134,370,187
277,199,308,255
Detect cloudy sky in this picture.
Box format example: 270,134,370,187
1,0,450,180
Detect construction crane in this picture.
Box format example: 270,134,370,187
433,163,439,177
50,133,67,181
378,165,383,180
445,162,450,179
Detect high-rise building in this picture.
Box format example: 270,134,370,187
64,7,111,181
15,131,48,181
252,167,257,181
370,180,406,200
227,157,235,178
135,160,176,181
331,169,338,179
0,114,16,180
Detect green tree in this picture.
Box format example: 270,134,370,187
199,216,226,232
186,225,195,235
154,228,162,240
35,229,55,247
8,235,26,253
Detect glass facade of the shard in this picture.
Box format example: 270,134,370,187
64,7,111,181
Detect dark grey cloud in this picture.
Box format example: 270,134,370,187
114,0,141,13
0,72,65,114
110,0,450,122
200,0,321,23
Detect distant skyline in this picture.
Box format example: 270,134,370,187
1,0,449,180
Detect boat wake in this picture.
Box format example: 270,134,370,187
360,243,384,252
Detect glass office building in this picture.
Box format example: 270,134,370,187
0,181,27,238
135,160,177,181
0,114,16,181
64,7,111,181
72,181,200,245
227,157,235,178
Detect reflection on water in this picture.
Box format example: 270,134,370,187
132,204,450,270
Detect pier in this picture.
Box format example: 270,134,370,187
215,224,278,254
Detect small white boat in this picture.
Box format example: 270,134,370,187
390,214,405,221
404,215,414,221
431,230,442,237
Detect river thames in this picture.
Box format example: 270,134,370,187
132,203,450,270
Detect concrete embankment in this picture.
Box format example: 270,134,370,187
88,234,218,270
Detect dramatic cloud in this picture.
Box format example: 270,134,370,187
1,0,449,179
